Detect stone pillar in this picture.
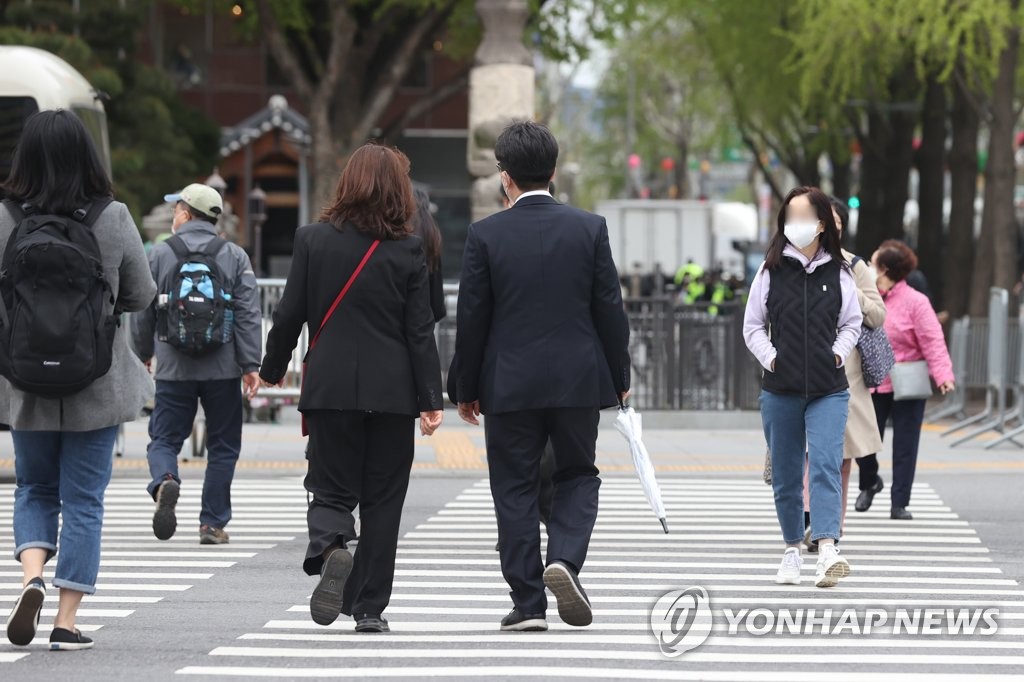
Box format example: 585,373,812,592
467,0,535,224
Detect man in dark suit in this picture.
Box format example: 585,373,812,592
453,121,630,632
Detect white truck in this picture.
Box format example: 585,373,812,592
595,199,758,278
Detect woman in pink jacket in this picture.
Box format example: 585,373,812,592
856,240,955,520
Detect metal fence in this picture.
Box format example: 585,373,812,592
435,290,762,411
256,281,763,411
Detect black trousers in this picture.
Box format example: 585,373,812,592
856,394,926,508
303,410,415,618
485,408,601,615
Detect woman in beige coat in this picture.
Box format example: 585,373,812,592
803,198,885,548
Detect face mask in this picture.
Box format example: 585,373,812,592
784,221,821,249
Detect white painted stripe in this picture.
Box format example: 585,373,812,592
259,618,1024,632
383,583,1024,597
389,558,1004,573
402,533,984,543
0,571,212,579
0,653,29,663
0,595,161,604
417,523,976,532
0,560,236,568
384,570,1017,585
0,583,192,591
93,552,257,558
173,666,1021,680
391,549,996,563
379,587,1024,600
396,540,992,553
235,631,1024,649
37,608,133,617
205,646,1024,665
278,605,1024,617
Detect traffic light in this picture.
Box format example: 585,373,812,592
848,196,861,209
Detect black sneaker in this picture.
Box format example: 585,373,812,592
354,614,390,633
6,577,45,646
543,560,592,627
500,608,547,632
310,549,354,626
153,478,180,541
49,627,93,651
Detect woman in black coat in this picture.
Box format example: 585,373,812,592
260,143,444,633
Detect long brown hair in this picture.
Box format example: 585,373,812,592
320,143,415,240
764,186,847,272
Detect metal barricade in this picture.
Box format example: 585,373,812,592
946,288,1021,446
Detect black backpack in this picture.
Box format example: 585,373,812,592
0,197,118,398
156,234,233,355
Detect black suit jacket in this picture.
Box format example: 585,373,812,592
453,195,630,414
260,222,443,416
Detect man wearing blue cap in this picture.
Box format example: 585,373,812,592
132,183,262,545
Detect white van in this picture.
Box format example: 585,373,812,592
0,45,112,179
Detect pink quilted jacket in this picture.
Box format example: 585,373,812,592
874,280,955,394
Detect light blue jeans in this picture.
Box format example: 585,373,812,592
760,390,849,545
12,427,118,594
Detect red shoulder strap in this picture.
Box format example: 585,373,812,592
309,240,380,350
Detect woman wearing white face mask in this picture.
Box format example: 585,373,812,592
743,186,862,588
801,197,887,552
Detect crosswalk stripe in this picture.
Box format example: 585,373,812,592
0,477,305,667
179,476,1024,679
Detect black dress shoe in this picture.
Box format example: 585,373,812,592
310,549,354,626
855,476,884,512
891,507,913,520
354,614,390,633
543,560,593,627
500,608,548,632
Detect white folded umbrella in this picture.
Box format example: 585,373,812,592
613,406,669,533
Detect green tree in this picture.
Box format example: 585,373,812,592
788,0,1023,314
0,0,221,226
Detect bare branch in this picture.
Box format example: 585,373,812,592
348,2,456,146
381,69,470,141
255,0,314,101
313,3,357,106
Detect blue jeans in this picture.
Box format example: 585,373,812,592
146,379,242,528
760,390,849,545
12,426,119,594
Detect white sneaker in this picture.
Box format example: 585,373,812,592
775,547,802,585
815,543,851,587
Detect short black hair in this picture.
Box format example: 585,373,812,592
177,200,218,225
494,121,558,191
1,109,112,214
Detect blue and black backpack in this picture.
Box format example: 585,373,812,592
157,235,233,355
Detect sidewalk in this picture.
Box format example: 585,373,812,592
2,407,1020,476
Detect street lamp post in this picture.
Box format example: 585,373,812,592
248,185,267,277
205,167,227,197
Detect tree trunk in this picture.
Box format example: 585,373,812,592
855,109,890,253
310,102,341,218
832,153,852,203
915,73,948,308
881,107,916,245
675,134,690,198
945,74,980,320
969,11,1021,317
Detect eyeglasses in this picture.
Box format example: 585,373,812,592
495,162,504,172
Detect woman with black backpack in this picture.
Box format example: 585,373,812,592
0,110,156,650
